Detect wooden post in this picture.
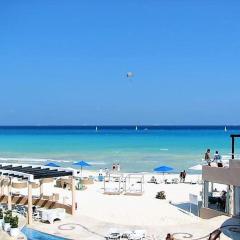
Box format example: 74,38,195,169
0,177,3,196
71,177,76,215
7,178,12,210
28,182,33,225
40,179,43,198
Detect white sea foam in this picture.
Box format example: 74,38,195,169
0,157,48,162
160,148,169,151
88,161,106,165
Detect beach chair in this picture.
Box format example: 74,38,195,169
171,178,179,184
105,228,121,239
164,179,171,184
128,230,146,240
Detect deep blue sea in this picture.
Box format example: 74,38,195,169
0,126,239,173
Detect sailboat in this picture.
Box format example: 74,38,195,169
135,126,138,131
96,126,98,132
224,126,227,132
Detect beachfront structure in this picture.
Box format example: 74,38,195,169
0,164,78,224
124,174,144,196
103,173,123,195
200,134,240,219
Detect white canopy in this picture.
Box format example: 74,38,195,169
189,164,202,171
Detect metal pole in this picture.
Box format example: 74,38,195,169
232,136,234,159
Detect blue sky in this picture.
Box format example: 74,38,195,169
0,1,240,125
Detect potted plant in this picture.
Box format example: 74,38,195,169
155,191,166,199
3,214,11,232
0,209,3,229
10,216,19,237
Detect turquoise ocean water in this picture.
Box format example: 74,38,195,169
0,126,239,173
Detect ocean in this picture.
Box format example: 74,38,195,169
0,126,239,173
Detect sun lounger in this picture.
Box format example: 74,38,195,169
164,179,171,184
128,230,146,240
39,208,65,224
105,228,121,239
171,178,179,184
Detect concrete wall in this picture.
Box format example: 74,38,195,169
200,207,228,219
202,164,240,186
229,160,240,168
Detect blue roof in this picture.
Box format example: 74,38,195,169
45,162,60,167
73,161,91,167
153,165,174,172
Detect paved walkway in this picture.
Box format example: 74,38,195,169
30,214,239,240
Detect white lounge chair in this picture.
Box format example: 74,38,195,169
128,230,146,240
105,228,121,239
171,178,179,184
39,208,65,224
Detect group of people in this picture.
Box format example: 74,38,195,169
204,149,223,167
98,163,121,177
179,170,186,183
112,163,121,172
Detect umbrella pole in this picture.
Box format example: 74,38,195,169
81,166,82,177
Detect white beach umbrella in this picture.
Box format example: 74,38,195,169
189,164,202,171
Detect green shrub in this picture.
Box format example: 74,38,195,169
156,191,166,199
10,216,18,228
4,215,11,223
4,210,12,217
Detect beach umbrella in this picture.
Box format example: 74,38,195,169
73,161,91,176
45,162,60,167
189,164,202,171
154,165,173,172
153,165,174,178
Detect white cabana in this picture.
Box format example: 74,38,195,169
124,174,144,196
103,173,123,195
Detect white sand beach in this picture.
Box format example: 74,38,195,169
21,171,235,240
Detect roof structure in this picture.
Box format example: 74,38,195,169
0,164,74,181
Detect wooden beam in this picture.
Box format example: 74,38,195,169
71,177,76,215
28,182,33,225
7,178,12,210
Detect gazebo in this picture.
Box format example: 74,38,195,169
103,173,123,195
124,174,144,196
0,164,77,225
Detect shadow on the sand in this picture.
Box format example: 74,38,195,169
171,202,199,216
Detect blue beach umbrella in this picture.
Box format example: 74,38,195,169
154,165,174,176
73,161,91,176
45,162,60,167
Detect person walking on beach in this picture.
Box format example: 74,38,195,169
112,163,116,171
179,171,183,182
182,170,186,182
205,149,211,166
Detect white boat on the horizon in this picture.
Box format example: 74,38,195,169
224,126,227,132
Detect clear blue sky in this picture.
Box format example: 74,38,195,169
0,1,240,125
